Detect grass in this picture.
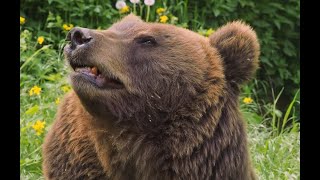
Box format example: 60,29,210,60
248,124,300,179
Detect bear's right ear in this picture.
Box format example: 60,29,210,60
209,21,260,85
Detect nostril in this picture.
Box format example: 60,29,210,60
73,31,83,45
69,28,93,49
73,30,92,45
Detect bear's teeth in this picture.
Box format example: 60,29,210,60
91,67,98,76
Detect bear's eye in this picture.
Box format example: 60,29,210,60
135,36,157,46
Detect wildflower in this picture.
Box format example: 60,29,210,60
144,0,155,6
63,24,74,31
156,8,165,15
243,97,253,104
159,15,169,23
32,120,46,136
20,16,26,25
55,98,60,105
130,0,140,3
61,85,71,93
120,6,130,14
205,28,215,36
116,1,126,10
29,86,41,96
37,36,44,45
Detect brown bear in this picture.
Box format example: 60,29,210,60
43,14,259,180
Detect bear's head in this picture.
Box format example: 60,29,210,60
64,14,259,126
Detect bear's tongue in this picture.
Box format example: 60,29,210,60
75,66,99,77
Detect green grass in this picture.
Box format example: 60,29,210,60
248,124,300,180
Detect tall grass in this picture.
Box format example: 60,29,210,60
248,123,300,179
241,83,300,180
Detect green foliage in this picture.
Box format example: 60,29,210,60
183,0,300,104
20,21,70,178
241,82,300,136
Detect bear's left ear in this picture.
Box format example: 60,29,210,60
121,13,143,23
209,21,260,85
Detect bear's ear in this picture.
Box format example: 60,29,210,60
121,13,143,23
112,14,143,31
209,21,260,85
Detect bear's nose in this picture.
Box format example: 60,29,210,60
67,27,93,49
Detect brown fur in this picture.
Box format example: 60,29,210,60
43,14,259,180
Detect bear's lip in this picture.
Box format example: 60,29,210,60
71,63,124,89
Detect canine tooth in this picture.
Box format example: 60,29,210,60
91,67,98,75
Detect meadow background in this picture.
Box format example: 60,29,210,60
20,0,300,179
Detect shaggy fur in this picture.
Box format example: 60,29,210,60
43,14,260,180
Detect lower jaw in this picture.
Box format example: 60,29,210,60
71,72,124,89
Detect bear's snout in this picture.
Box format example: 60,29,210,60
67,27,93,50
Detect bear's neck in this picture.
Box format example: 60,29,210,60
81,90,249,179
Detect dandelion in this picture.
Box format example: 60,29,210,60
130,0,140,3
116,1,126,10
144,0,155,22
130,0,140,14
205,28,215,37
120,6,130,14
32,120,46,136
61,85,71,93
243,97,253,104
63,24,74,31
29,86,41,96
55,98,60,105
37,36,44,45
144,0,155,6
156,8,165,15
20,16,26,25
159,15,169,23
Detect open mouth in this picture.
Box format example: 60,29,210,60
71,64,124,89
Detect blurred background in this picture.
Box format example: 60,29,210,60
20,0,300,179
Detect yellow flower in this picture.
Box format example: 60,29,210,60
243,97,253,104
20,16,26,25
29,86,42,96
37,36,44,45
120,5,130,14
62,24,69,31
156,8,165,15
32,120,46,136
159,15,169,23
55,98,60,105
205,28,215,37
63,24,74,31
61,85,71,93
